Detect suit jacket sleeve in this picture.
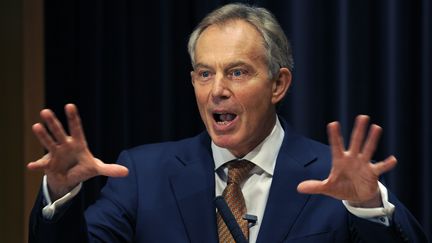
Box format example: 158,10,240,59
348,191,428,243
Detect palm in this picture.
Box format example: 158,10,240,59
43,140,97,191
297,115,397,206
27,104,128,199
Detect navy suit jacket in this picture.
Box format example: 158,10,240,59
29,120,427,242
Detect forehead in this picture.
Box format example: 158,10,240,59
194,20,267,66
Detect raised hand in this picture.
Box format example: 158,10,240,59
27,104,129,201
297,115,397,207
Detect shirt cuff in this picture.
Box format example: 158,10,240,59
41,175,82,220
342,182,395,226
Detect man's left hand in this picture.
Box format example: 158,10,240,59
297,115,397,208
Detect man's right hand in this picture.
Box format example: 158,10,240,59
27,104,129,201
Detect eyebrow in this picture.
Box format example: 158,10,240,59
193,63,212,70
193,61,252,71
224,61,252,70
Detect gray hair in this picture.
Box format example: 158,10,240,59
187,3,294,79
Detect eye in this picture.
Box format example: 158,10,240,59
233,70,242,77
201,71,211,78
228,68,248,80
195,70,213,82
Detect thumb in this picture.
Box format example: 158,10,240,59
97,163,129,178
297,179,326,194
373,155,397,175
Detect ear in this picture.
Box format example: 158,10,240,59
271,68,292,104
190,71,196,86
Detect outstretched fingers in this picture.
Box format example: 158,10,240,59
27,153,51,171
95,160,129,178
373,156,397,175
297,179,328,195
327,122,345,158
348,115,369,154
65,104,86,142
32,123,57,151
361,124,382,161
40,109,68,144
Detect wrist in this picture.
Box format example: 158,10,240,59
46,175,79,201
348,189,382,208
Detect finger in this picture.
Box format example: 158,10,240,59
297,179,327,195
27,154,51,170
372,155,397,175
348,115,369,154
65,104,86,142
327,122,345,157
97,163,129,178
27,160,47,171
32,123,57,151
362,124,382,160
40,109,68,143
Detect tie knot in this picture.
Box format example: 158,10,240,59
227,160,255,185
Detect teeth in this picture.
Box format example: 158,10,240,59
214,112,236,125
220,113,235,121
217,121,229,125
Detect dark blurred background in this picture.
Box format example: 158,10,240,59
44,0,431,240
1,0,430,242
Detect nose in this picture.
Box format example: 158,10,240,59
211,73,231,101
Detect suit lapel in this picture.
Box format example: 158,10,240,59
257,124,318,243
168,123,321,242
169,134,218,243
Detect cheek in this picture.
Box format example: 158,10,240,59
194,87,207,105
239,85,273,110
239,93,273,127
194,89,210,118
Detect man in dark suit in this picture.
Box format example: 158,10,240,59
28,3,427,242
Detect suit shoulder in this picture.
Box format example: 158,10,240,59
127,132,208,153
304,137,331,156
117,132,211,165
282,132,332,179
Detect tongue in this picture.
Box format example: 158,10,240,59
220,113,236,122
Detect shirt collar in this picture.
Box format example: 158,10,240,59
211,116,285,176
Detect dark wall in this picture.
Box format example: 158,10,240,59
44,0,431,239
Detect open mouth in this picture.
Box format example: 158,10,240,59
213,112,237,125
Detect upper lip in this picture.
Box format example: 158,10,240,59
211,107,237,114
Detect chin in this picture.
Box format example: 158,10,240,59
211,134,244,152
211,133,234,146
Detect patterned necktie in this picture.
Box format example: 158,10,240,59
217,160,255,242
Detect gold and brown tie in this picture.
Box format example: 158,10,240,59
217,160,255,243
